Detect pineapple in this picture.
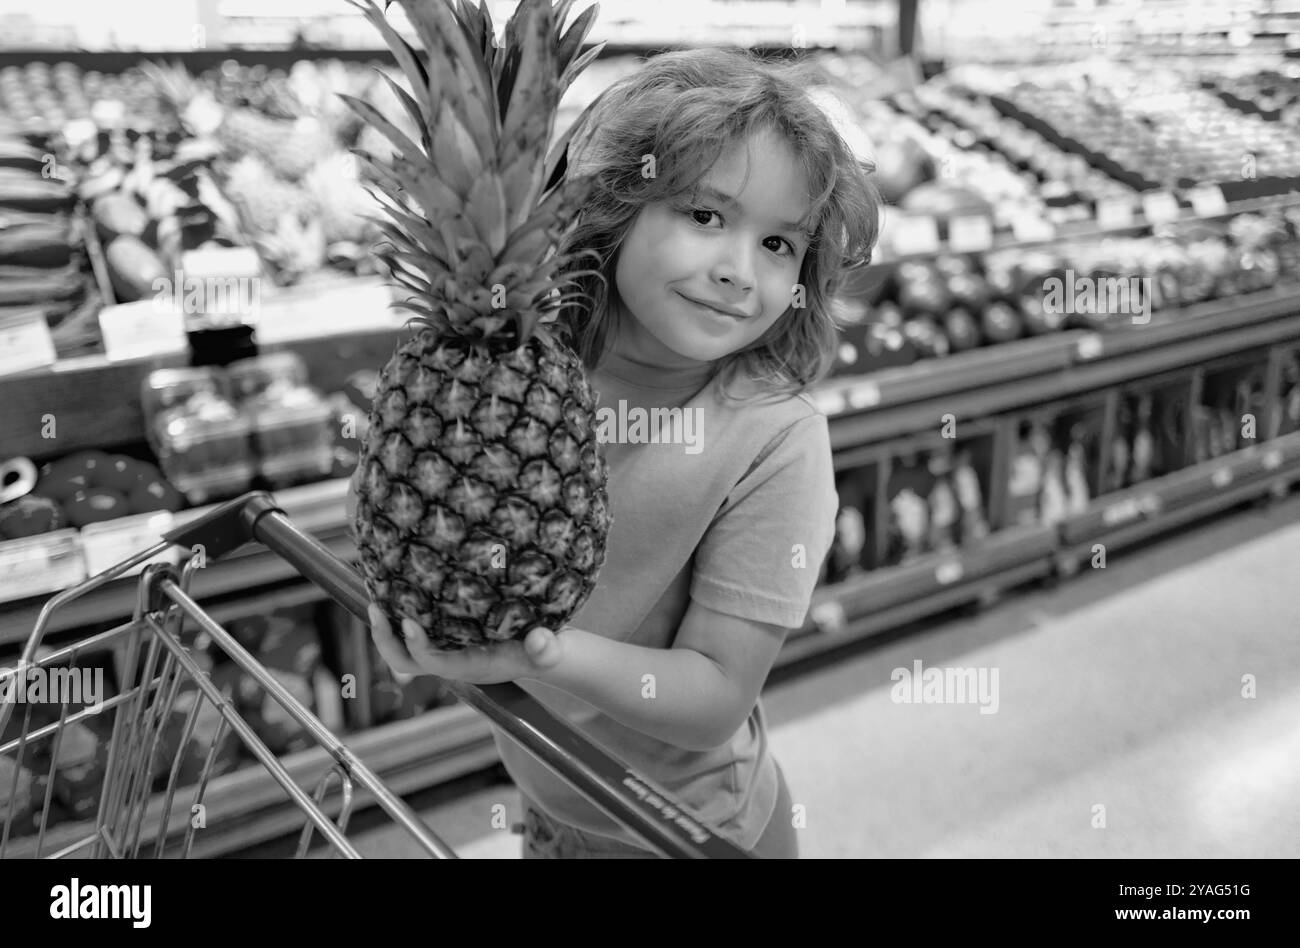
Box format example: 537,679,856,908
223,153,315,234
345,0,611,649
143,61,334,180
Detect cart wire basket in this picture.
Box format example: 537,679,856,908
0,492,750,859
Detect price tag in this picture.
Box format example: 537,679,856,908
0,311,57,377
814,389,847,416
947,215,994,252
847,381,882,410
1102,499,1141,526
98,299,188,362
254,280,398,344
80,512,177,578
1076,334,1104,361
935,560,964,585
181,247,262,281
176,247,265,326
0,530,85,603
1095,198,1135,230
1211,467,1234,489
889,215,941,256
1141,191,1182,224
1010,212,1055,243
811,600,846,633
1188,185,1229,218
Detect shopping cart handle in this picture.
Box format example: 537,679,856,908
161,491,753,858
164,490,370,618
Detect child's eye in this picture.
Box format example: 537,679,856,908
763,236,796,256
683,206,797,257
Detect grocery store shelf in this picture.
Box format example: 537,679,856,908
1058,470,1300,572
814,331,1084,417
785,558,1055,667
3,701,497,859
805,523,1059,626
0,523,355,647
0,326,406,462
828,295,1300,450
1057,434,1300,549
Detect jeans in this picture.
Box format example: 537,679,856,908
518,763,798,859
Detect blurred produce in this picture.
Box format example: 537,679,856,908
142,367,256,506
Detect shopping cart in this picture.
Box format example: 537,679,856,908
0,491,750,859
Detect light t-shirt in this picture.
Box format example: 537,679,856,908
491,348,839,852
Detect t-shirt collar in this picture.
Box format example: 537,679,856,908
596,348,718,392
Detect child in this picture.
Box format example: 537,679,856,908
361,46,880,858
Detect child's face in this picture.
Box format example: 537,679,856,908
610,127,812,369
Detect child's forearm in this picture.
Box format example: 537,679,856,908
522,627,739,752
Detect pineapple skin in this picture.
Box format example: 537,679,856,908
354,327,610,649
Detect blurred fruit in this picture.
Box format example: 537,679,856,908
903,316,950,358
104,235,167,302
873,136,935,204
942,307,982,351
95,456,148,493
900,183,994,221
37,451,111,502
127,476,183,515
0,495,65,539
981,301,1025,343
63,488,129,528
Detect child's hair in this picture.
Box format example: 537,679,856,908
556,47,881,402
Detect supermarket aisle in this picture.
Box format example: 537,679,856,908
340,494,1300,859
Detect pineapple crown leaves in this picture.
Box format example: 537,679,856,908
344,0,607,346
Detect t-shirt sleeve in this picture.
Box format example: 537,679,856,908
689,411,839,628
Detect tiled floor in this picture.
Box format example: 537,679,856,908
332,492,1300,859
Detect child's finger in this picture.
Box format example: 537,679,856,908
524,627,563,668
367,604,422,676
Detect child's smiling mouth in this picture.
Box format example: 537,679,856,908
675,290,752,320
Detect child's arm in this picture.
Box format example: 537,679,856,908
367,599,788,752
522,600,789,752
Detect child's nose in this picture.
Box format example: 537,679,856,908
709,243,756,292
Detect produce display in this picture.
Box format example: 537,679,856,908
226,353,336,489
141,354,343,505
828,208,1300,378
1205,67,1300,125
0,62,170,136
988,72,1300,194
0,451,181,540
81,131,248,305
144,59,385,284
0,129,103,355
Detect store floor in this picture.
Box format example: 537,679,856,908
305,492,1300,859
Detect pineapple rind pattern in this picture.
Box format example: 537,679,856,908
355,331,609,648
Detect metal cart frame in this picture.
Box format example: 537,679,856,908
1,491,750,858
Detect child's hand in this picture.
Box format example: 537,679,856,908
366,604,566,685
